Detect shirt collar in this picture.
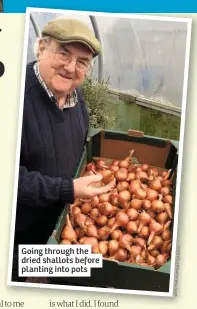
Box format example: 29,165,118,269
33,62,77,109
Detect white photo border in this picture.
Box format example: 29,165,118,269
7,6,192,298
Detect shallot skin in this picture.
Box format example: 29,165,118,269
60,157,174,267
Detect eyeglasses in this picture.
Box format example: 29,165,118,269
45,41,91,71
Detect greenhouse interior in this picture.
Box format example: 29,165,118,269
28,12,188,141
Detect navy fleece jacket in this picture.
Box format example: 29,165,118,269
14,61,89,245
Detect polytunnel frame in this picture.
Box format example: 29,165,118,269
29,13,181,117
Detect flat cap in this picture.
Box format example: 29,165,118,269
41,18,101,57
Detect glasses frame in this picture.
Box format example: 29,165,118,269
44,39,92,72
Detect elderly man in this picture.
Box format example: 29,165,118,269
12,17,115,282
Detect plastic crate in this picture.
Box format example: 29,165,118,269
47,129,178,292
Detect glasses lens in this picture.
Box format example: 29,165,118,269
54,51,90,71
55,53,68,64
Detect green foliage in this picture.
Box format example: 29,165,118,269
80,76,180,141
80,76,115,129
140,107,180,140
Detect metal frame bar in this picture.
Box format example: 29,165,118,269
89,15,104,82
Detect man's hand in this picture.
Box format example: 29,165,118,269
73,174,116,200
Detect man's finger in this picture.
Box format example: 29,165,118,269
90,179,116,196
82,173,103,184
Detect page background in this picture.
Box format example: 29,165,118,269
0,13,196,308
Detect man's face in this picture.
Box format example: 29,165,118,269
37,39,93,96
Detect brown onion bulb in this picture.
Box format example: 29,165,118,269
109,165,119,173
126,172,136,182
114,168,128,182
129,180,141,194
160,170,168,178
128,164,137,173
133,237,146,248
98,192,111,203
91,196,100,208
112,248,128,262
160,240,171,254
110,212,129,233
149,249,159,257
156,212,168,225
98,241,108,255
163,194,173,204
134,188,147,200
147,253,155,266
101,202,116,216
151,199,165,213
146,188,159,202
118,190,131,208
148,236,163,250
148,167,159,177
127,208,138,220
111,159,120,166
138,212,151,232
95,215,108,226
136,171,148,181
130,246,142,260
97,227,110,241
80,237,99,253
130,199,143,210
119,160,130,169
96,159,108,170
86,162,96,172
150,179,162,192
85,217,95,226
164,203,173,219
141,249,147,260
86,224,99,238
139,226,150,239
161,229,171,241
107,217,116,228
148,219,163,245
74,213,87,229
116,181,129,192
143,200,152,211
89,208,99,218
81,202,92,214
161,186,171,196
154,254,167,269
119,234,133,251
101,170,114,184
108,240,119,256
136,166,142,173
74,227,85,239
109,192,119,207
110,229,123,240
141,164,149,172
126,221,138,234
72,206,81,216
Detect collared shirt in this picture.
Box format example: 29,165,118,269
33,62,77,109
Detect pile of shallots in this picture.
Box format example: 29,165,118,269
61,150,174,270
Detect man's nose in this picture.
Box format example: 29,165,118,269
63,59,76,73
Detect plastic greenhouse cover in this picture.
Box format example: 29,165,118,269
27,12,188,107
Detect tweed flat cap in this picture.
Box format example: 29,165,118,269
41,18,101,57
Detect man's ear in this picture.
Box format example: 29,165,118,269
37,40,46,60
